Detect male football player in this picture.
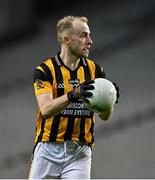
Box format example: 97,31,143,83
29,15,119,179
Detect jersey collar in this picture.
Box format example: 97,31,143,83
55,53,87,67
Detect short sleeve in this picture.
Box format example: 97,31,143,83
33,68,53,96
95,63,105,78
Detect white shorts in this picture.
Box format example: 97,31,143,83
29,141,92,179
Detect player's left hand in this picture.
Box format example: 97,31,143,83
112,82,120,103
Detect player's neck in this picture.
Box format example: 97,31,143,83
60,50,80,71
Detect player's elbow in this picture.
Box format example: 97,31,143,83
40,104,55,118
98,106,114,121
40,108,49,119
42,109,55,119
99,112,111,121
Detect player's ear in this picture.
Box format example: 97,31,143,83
63,35,70,45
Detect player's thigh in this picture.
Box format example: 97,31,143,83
28,142,60,179
29,156,49,178
61,146,92,179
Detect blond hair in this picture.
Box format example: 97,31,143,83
56,16,88,43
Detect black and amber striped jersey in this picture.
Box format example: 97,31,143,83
33,53,105,146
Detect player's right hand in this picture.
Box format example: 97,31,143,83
67,80,95,102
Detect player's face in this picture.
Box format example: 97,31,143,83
68,20,93,58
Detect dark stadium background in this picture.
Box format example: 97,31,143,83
0,0,154,178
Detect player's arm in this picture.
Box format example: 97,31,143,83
37,80,95,118
95,63,113,121
36,81,95,118
33,67,70,118
98,106,114,121
34,67,95,118
98,81,119,121
36,92,70,118
94,63,119,121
